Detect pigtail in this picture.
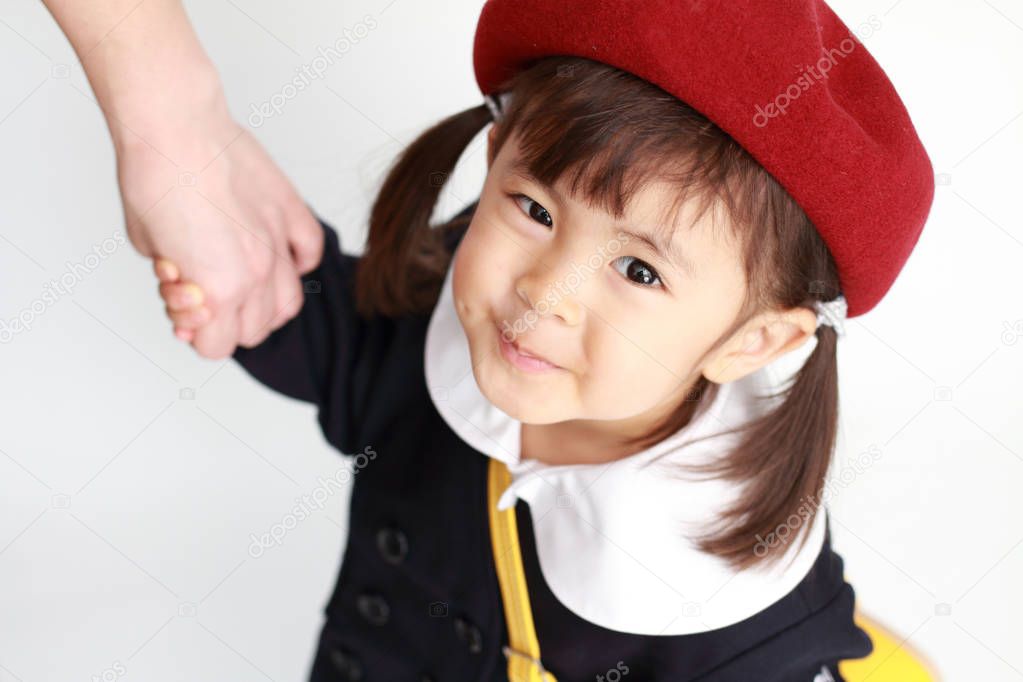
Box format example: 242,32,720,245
355,103,493,318
683,314,841,573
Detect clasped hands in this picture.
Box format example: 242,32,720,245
123,124,324,358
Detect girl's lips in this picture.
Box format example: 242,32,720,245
497,332,561,373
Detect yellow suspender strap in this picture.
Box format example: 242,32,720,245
487,457,558,682
488,459,939,682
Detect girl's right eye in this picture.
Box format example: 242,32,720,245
510,193,553,228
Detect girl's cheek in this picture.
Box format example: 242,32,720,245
454,228,506,299
474,218,523,274
496,193,546,240
603,269,659,320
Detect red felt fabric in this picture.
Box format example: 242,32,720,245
473,0,934,317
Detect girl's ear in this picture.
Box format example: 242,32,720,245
701,307,818,384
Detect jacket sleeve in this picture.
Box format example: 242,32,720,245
676,562,873,682
231,202,475,456
231,216,374,455
724,581,873,682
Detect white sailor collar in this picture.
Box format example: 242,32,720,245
424,249,827,636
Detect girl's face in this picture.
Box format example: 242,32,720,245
452,128,795,433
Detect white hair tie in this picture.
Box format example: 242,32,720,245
485,91,512,122
814,296,848,337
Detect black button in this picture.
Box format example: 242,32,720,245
328,647,363,681
420,675,436,682
376,526,409,565
356,592,390,626
454,616,483,654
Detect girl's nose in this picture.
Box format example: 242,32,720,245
514,259,584,327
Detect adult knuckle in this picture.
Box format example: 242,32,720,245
283,294,303,319
248,248,275,282
240,328,269,349
239,317,269,348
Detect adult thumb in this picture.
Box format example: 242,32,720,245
287,202,325,275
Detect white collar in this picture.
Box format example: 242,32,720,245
424,248,827,636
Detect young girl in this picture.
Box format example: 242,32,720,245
155,1,934,679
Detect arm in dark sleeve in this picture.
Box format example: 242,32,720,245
231,216,366,451
734,583,873,682
677,569,873,682
232,201,474,455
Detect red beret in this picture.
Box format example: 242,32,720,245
472,0,935,318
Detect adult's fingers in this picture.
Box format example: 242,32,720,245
237,246,303,348
285,199,324,275
189,284,243,360
271,254,304,330
236,273,276,348
235,220,288,347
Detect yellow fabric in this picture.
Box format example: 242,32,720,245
488,458,938,682
488,458,558,682
839,610,938,681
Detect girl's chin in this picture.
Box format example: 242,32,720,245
474,361,564,422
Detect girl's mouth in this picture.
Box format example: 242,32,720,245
496,328,562,373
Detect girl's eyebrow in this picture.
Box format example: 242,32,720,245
506,157,696,278
616,227,696,278
508,160,567,205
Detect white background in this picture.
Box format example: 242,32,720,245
1,1,1020,680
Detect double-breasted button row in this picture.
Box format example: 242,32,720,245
329,647,363,681
376,525,409,565
356,592,390,626
330,643,438,682
454,615,483,654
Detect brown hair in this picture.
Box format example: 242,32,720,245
356,56,843,572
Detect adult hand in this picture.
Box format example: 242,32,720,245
41,0,324,359
117,118,323,358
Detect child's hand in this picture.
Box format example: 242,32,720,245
153,258,211,344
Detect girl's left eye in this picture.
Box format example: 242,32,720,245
611,256,663,289
511,193,553,228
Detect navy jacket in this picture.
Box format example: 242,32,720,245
232,206,873,682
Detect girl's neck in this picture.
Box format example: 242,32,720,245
520,421,617,466
517,377,704,466
519,404,667,466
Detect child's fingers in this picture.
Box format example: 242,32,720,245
165,304,211,329
154,258,180,283
159,281,206,311
153,261,206,344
